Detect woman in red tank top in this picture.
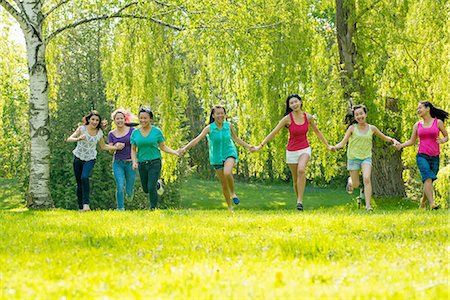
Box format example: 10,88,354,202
252,94,331,211
396,101,448,209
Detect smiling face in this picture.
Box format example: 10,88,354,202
288,97,302,112
353,107,367,124
417,103,430,118
114,112,125,128
87,115,100,128
212,107,225,123
139,111,152,127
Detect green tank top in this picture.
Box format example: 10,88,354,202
207,121,238,165
347,124,373,160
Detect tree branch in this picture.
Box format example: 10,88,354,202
43,0,70,19
247,22,282,32
0,0,28,27
45,13,184,44
356,0,383,22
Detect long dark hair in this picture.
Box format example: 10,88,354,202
83,110,102,129
209,105,226,124
284,94,302,116
420,101,448,122
345,104,367,126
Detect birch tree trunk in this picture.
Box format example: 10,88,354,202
25,32,53,208
0,0,53,207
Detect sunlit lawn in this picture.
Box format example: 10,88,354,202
0,178,448,299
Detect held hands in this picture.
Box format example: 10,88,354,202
115,142,125,150
391,139,400,147
176,147,187,157
250,145,262,153
328,145,337,152
132,161,138,170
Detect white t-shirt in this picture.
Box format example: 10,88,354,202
72,126,103,161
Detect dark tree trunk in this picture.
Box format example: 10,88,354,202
335,0,406,197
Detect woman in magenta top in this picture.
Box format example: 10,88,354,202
397,101,448,209
253,94,331,211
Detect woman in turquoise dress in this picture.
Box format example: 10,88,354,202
181,105,253,211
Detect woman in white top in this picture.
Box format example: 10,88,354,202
67,111,124,211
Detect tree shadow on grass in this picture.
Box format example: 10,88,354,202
0,178,26,210
180,178,420,212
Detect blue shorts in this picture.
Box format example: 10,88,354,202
416,153,439,182
347,157,372,171
212,156,237,170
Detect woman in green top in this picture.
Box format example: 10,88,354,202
131,107,180,209
180,105,253,212
331,105,399,210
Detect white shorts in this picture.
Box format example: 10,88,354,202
286,147,312,164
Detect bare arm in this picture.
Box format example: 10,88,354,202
67,126,84,142
371,125,399,145
98,137,123,151
437,119,449,144
230,124,252,150
131,145,138,170
182,126,210,151
159,142,180,156
333,126,353,150
309,114,330,147
397,123,418,150
107,131,115,154
254,116,289,151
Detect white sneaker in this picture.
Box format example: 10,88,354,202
157,180,164,196
346,177,353,194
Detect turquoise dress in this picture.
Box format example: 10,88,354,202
207,121,238,165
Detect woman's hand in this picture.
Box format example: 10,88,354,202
115,142,125,150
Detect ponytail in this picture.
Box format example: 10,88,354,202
420,101,449,122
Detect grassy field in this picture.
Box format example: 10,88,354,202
0,178,448,299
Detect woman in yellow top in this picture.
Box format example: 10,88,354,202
331,105,399,210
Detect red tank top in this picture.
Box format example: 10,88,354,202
418,118,440,156
287,112,310,151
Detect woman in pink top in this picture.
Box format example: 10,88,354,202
252,94,331,211
396,101,448,209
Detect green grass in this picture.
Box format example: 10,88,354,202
1,178,448,299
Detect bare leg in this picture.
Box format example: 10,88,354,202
223,158,236,198
361,163,372,209
420,190,427,209
349,170,360,190
215,169,232,211
423,179,436,208
295,154,310,204
288,164,299,199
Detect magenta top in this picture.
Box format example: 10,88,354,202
418,118,440,156
287,112,310,151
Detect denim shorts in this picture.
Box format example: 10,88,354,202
347,157,372,171
212,156,237,170
416,153,439,182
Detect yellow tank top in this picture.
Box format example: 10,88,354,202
347,124,373,160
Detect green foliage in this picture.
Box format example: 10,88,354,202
435,164,450,208
0,13,29,183
2,0,449,201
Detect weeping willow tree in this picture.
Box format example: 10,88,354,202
2,0,448,206
103,0,448,198
104,0,343,187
